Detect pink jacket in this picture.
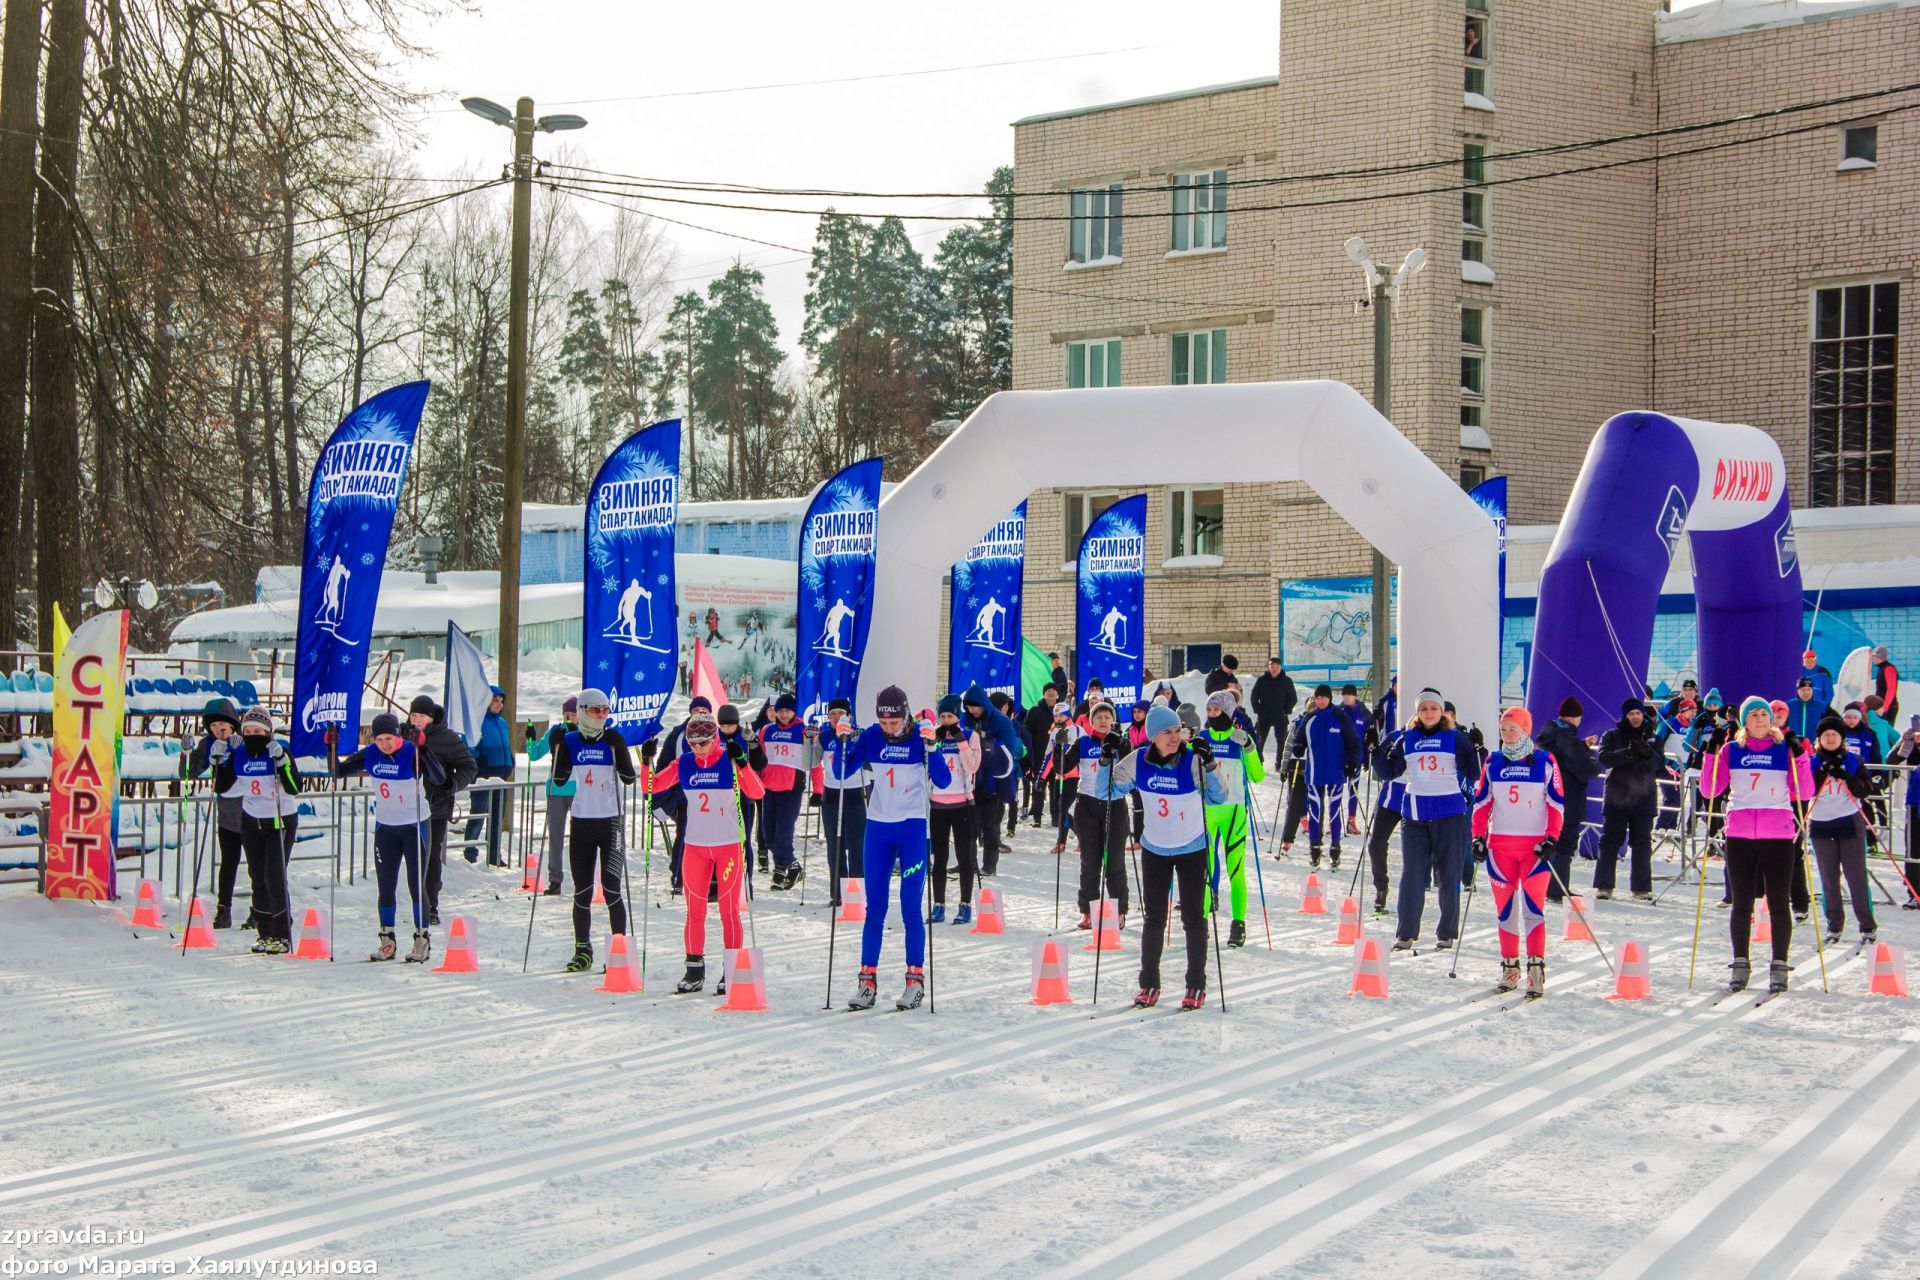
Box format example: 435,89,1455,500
1698,735,1813,840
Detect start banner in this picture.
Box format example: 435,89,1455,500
46,609,128,900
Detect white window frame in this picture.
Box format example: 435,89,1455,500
1461,304,1491,450
1171,328,1227,386
1065,337,1123,389
1068,183,1124,268
1838,122,1878,171
1169,169,1228,255
1062,489,1124,570
1464,9,1493,109
1166,485,1226,566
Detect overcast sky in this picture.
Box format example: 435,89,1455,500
403,0,1715,349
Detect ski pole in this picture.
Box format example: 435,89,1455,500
1210,828,1228,1014
640,750,653,979
1245,793,1274,951
823,734,846,1010
180,786,213,957
1794,798,1830,993
1347,788,1377,899
523,765,548,974
1544,855,1616,978
1052,774,1064,933
1688,787,1723,990
1448,837,1478,980
732,765,757,952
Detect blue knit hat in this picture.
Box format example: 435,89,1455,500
1738,695,1771,724
1145,705,1182,738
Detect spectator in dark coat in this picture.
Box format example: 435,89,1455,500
1249,657,1297,767
1023,684,1062,823
1595,698,1659,900
1535,696,1599,902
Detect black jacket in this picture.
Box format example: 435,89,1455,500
1249,670,1296,725
1204,666,1234,695
550,727,638,790
1598,715,1661,805
1049,665,1070,697
1023,703,1058,770
1536,718,1600,794
210,736,303,821
416,704,477,820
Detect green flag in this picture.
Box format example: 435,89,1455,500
1021,638,1052,708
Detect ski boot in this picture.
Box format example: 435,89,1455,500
565,944,594,974
428,910,441,927
1179,986,1207,1011
1227,920,1247,948
1329,848,1342,872
1824,930,1843,947
1132,986,1160,1008
369,930,397,962
1794,911,1810,925
1278,841,1293,862
1728,958,1751,992
787,863,805,890
1525,957,1546,997
1076,912,1092,930
1308,845,1322,870
929,903,946,925
675,956,705,994
251,937,289,955
405,930,431,964
1498,958,1521,992
1632,891,1653,903
1595,888,1612,900
1862,931,1878,946
1392,937,1415,953
241,911,257,931
1374,890,1389,916
1906,899,1920,911
847,966,878,1010
757,848,770,873
1050,840,1067,855
212,904,233,930
1768,960,1789,994
542,884,562,896
896,967,926,1010
953,904,973,927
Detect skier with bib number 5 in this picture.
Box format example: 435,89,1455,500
832,685,951,1011
333,713,447,962
547,689,638,974
1470,707,1564,994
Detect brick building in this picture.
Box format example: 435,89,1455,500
996,0,1917,695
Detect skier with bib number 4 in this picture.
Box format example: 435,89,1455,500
333,713,447,962
547,689,638,974
647,711,766,993
833,685,951,1010
1470,707,1564,995
1103,705,1229,1010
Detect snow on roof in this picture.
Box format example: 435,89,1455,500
1012,76,1280,127
1656,0,1919,44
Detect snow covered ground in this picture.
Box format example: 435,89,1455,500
3,769,1919,1278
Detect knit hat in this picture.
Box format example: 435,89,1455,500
875,685,910,718
578,688,610,711
1796,676,1814,689
716,703,740,725
1804,648,1819,661
1132,700,1149,714
1816,713,1847,739
689,695,713,714
1089,700,1115,722
684,713,717,747
1703,688,1723,706
1769,699,1789,718
773,693,797,713
200,698,240,731
1313,683,1333,700
408,694,437,717
1620,697,1644,716
1500,706,1533,734
1340,683,1358,697
1738,695,1771,724
240,707,273,734
1053,702,1070,718
1558,696,1583,718
1145,705,1182,738
1177,702,1202,732
1415,687,1444,711
827,696,851,713
936,694,963,717
370,712,401,739
561,696,578,715
1205,690,1236,719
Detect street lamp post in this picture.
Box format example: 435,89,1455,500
1343,236,1427,708
462,96,585,734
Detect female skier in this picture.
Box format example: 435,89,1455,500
832,686,950,1010
1374,688,1482,953
647,710,765,993
1470,707,1564,994
548,689,638,974
1200,690,1264,947
1103,705,1228,1010
1806,713,1876,947
210,707,301,954
1071,700,1129,930
1699,696,1815,993
928,695,982,925
333,712,447,962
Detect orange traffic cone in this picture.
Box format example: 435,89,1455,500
1332,896,1363,945
131,879,164,929
1869,942,1909,997
1606,939,1651,1000
432,916,478,973
291,907,331,960
720,947,769,1011
1750,898,1772,944
1563,894,1596,942
1298,872,1328,915
520,856,542,893
1349,937,1389,998
1083,898,1122,951
592,862,606,905
970,884,1006,935
1031,938,1072,1005
597,931,643,993
836,877,867,923
180,897,216,949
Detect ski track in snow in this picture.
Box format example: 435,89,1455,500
3,774,1918,1279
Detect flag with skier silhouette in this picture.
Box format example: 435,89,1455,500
948,501,1025,700
583,419,682,742
1075,494,1147,705
796,457,882,721
292,380,430,757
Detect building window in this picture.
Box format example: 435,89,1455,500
1168,486,1225,559
1463,142,1487,231
1461,462,1487,490
1464,10,1491,103
1171,328,1226,385
1069,183,1123,266
1839,123,1878,171
1171,169,1227,252
1066,338,1122,388
1461,305,1490,450
1810,281,1898,506
1063,490,1122,562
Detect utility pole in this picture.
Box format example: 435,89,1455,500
498,96,533,737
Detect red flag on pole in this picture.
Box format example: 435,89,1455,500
690,637,725,707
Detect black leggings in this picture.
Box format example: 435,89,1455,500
238,816,291,942
929,805,977,905
1073,794,1129,914
569,815,628,946
1725,836,1795,963
1139,850,1209,992
1367,806,1400,895
214,826,245,910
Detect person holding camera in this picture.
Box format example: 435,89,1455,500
1595,698,1661,900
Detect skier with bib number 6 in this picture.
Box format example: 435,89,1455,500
333,713,447,962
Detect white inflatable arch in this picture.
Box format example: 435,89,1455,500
856,381,1500,730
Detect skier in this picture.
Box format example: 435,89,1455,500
716,703,763,870
1337,684,1372,833
1374,688,1481,953
333,712,446,961
1125,700,1150,850
1360,714,1406,917
524,696,578,896
832,686,951,1010
1199,690,1263,946
1101,704,1228,1009
1471,707,1564,994
187,698,249,930
407,695,476,926
973,703,1019,876
1534,697,1599,904
651,694,711,895
758,693,808,891
546,689,638,973
1698,696,1814,993
1070,700,1130,929
209,707,300,954
818,696,867,903
927,695,982,924
1039,701,1079,854
1806,713,1877,947
1284,684,1361,869
646,710,764,993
